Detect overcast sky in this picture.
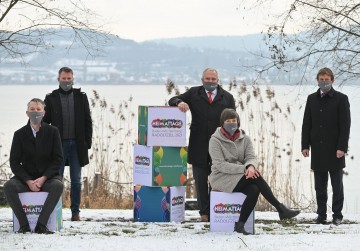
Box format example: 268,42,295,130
3,0,291,42
85,0,286,42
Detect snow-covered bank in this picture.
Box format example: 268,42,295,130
1,208,359,251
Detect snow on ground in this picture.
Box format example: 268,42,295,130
1,208,360,251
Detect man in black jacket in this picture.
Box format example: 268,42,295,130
169,68,235,221
302,67,351,225
4,98,64,234
43,67,92,221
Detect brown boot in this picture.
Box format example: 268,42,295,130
71,214,81,221
200,215,209,222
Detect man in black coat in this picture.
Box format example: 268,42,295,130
302,67,351,225
4,98,64,234
169,68,235,221
43,67,92,221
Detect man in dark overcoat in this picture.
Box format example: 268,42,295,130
169,68,235,221
4,98,64,234
302,67,351,225
43,67,92,221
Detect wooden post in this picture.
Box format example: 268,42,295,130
83,177,90,208
93,172,101,190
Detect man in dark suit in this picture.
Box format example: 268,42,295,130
4,98,64,234
169,68,235,221
302,67,351,225
43,67,92,221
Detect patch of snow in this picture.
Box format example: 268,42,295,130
0,208,359,250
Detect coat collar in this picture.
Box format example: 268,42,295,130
198,85,225,104
50,88,81,97
25,121,46,139
213,127,246,143
317,87,335,98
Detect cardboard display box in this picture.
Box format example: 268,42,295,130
210,191,254,234
134,186,185,222
133,145,187,186
138,106,187,147
13,192,62,232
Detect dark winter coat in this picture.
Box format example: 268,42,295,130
169,85,235,167
10,122,63,182
301,88,351,172
43,88,92,167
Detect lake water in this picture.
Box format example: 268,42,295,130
1,84,360,214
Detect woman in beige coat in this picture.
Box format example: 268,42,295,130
209,109,300,235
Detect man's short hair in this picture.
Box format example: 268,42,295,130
220,108,240,127
202,68,219,79
58,67,73,75
316,68,334,81
27,98,45,110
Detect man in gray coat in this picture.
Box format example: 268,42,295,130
302,67,351,225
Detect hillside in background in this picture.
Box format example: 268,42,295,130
0,29,304,85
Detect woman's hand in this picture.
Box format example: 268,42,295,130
245,165,260,179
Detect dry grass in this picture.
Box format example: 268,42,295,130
0,84,311,211
61,185,133,209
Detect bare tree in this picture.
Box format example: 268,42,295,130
239,0,360,83
0,0,109,60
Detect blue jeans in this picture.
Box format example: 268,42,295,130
61,139,82,216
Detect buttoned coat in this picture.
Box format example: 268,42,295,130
10,122,63,182
301,88,351,172
43,88,92,167
169,85,235,167
209,128,258,193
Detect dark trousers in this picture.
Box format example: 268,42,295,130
192,164,211,216
314,169,344,220
233,175,281,223
61,139,82,216
4,177,63,227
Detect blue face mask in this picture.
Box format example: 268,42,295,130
318,80,331,93
202,81,218,92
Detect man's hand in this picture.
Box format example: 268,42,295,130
26,180,40,192
336,150,345,158
302,149,310,157
34,176,47,189
177,102,189,112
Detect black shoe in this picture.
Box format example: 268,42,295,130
34,223,54,234
17,224,31,234
332,218,342,226
234,222,252,235
315,217,327,224
278,203,301,220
